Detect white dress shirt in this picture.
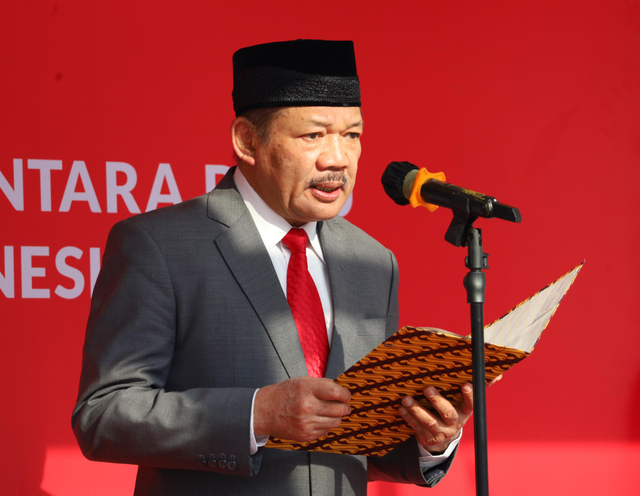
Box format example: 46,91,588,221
234,168,334,344
232,168,459,469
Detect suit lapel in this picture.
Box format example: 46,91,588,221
318,220,360,380
207,170,308,379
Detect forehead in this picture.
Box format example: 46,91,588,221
273,106,363,130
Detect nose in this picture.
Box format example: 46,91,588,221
317,134,351,170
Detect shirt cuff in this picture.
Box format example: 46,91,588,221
417,429,462,471
249,389,270,455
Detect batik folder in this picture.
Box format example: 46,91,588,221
266,262,583,457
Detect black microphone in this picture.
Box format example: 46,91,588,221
381,161,521,223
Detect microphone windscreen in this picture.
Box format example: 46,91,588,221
381,161,419,206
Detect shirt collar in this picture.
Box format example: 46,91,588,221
233,167,325,262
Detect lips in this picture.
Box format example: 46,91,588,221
309,181,343,201
311,181,343,192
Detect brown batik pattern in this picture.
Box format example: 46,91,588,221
266,327,528,457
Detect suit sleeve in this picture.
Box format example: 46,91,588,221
72,219,262,476
366,250,458,488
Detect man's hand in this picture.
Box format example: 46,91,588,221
253,377,352,442
398,383,474,453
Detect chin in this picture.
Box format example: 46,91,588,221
289,207,340,225
311,206,345,222
292,193,349,224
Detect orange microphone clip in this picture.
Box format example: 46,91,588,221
409,168,446,212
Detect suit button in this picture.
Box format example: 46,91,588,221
218,453,227,469
198,455,207,468
228,454,237,471
208,454,217,468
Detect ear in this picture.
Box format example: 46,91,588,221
231,117,258,166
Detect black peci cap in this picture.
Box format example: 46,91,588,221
232,39,361,116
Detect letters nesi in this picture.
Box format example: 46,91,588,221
0,246,101,299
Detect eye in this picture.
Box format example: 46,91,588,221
346,132,360,140
305,133,321,140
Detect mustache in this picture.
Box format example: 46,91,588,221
307,172,348,188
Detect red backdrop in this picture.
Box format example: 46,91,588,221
2,1,639,494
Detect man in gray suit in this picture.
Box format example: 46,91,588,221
73,39,474,495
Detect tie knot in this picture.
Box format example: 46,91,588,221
282,228,308,254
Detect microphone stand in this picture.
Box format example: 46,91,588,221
444,205,491,496
386,163,522,496
464,227,490,496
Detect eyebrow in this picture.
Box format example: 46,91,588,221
309,119,364,128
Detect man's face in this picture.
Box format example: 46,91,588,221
251,106,362,227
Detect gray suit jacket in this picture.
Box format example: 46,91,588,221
72,170,455,495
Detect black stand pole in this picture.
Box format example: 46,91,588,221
442,203,493,496
464,228,489,496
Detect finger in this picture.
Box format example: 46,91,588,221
311,379,352,403
488,375,503,387
458,382,474,416
315,400,352,419
309,414,345,433
421,387,460,426
397,399,445,445
290,418,342,442
400,396,444,431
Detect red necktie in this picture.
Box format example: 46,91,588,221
281,228,329,378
